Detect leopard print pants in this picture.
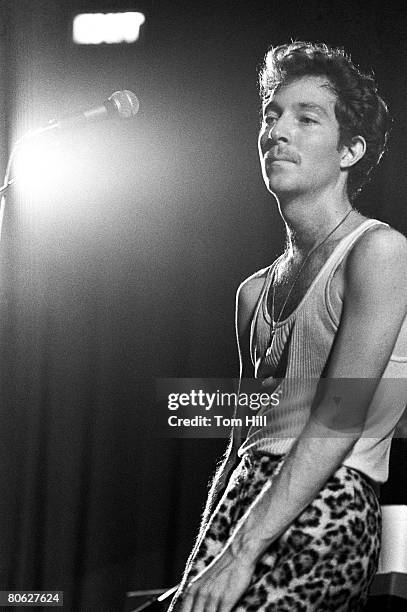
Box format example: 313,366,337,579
170,452,381,611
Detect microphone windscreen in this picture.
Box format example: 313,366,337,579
108,90,139,118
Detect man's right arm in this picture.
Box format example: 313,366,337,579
202,269,268,514
231,268,269,449
181,269,269,575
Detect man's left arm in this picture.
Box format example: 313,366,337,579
177,227,407,612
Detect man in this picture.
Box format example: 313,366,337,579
169,42,407,611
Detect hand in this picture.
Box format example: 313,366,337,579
173,546,255,612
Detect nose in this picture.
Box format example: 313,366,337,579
267,116,290,143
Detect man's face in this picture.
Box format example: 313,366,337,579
258,76,346,199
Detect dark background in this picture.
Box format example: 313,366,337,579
0,0,406,610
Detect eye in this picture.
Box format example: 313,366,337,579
299,116,318,125
264,114,278,126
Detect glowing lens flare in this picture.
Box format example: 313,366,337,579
12,135,99,217
13,140,67,201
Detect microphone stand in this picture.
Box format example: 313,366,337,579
126,584,179,612
0,179,15,196
0,179,15,240
0,91,139,240
0,124,56,240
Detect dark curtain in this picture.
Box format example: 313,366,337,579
0,1,406,610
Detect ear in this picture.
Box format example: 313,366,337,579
340,136,366,169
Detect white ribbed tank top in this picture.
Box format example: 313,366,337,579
238,219,407,483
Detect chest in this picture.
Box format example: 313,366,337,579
268,241,344,322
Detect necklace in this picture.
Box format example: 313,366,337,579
266,208,354,356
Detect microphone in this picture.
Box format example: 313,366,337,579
45,90,139,131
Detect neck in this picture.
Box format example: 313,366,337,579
276,188,354,255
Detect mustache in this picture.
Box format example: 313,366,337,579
264,147,299,164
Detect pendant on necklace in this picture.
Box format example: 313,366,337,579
266,324,276,356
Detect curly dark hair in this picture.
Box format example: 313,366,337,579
259,41,391,200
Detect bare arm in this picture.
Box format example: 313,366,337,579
230,270,267,446
187,270,267,541
199,271,267,515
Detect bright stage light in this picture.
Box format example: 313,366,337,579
73,12,146,45
12,138,75,207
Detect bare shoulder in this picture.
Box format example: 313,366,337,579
346,224,407,277
235,265,271,336
345,225,407,304
236,266,270,310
